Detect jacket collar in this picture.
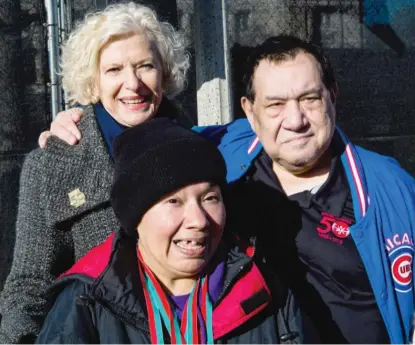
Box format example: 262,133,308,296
47,98,180,227
94,103,127,158
57,231,271,340
245,126,369,221
94,98,180,158
335,127,369,221
212,236,272,340
44,105,115,225
89,232,150,327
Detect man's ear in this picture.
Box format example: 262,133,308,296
241,96,255,129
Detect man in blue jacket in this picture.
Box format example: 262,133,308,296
39,35,414,344
196,35,415,344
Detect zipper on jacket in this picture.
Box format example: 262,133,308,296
214,243,256,307
278,289,300,344
76,294,93,306
213,243,300,344
280,331,300,344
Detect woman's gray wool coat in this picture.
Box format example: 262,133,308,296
0,106,119,343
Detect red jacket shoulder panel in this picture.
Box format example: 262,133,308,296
58,232,116,279
213,261,271,339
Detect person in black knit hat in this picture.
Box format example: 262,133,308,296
36,118,302,344
110,117,227,236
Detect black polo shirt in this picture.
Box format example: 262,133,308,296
226,137,390,344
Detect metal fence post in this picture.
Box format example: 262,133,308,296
193,0,233,125
45,0,62,118
58,0,72,109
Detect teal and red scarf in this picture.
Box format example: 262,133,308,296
137,249,214,344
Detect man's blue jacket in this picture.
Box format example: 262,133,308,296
195,118,415,344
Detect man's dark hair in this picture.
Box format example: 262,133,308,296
243,35,337,101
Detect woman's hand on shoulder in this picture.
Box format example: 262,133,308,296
38,108,84,148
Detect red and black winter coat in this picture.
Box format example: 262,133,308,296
36,231,302,344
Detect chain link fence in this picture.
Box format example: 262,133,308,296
20,0,49,148
63,0,415,172
228,0,367,119
227,0,415,53
72,0,96,18
226,0,415,174
13,0,415,173
0,0,50,292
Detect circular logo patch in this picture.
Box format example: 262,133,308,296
331,221,350,238
392,253,412,286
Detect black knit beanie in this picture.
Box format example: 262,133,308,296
110,118,227,236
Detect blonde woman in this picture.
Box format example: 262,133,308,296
0,3,189,343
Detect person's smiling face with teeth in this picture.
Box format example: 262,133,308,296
96,33,163,127
136,182,226,283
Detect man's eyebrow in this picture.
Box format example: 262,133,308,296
264,88,323,101
297,88,323,97
264,95,287,101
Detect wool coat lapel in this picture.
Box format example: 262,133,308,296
44,106,115,226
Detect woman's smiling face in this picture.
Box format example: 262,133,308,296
136,182,226,282
96,33,163,127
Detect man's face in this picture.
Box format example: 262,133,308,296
241,52,336,173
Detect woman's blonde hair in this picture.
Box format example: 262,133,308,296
61,2,190,105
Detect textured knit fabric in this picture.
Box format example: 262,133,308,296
0,106,119,344
111,118,227,234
